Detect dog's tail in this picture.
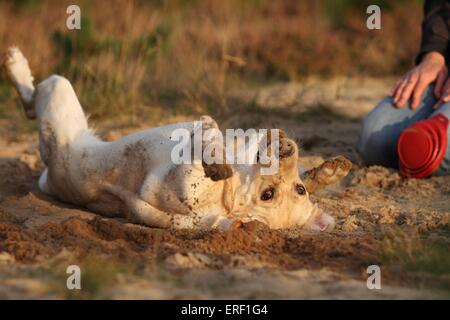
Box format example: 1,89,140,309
3,47,36,119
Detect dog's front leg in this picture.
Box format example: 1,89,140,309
102,183,172,228
102,184,214,229
171,213,242,230
300,156,352,194
197,116,233,181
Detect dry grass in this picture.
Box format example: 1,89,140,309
42,252,141,299
378,227,450,293
0,0,423,127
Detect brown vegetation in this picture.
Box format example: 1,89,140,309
1,0,422,125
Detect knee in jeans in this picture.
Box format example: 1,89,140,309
358,124,399,167
359,133,385,164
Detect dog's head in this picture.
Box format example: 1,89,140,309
226,133,337,231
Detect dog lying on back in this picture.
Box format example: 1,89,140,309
4,47,351,230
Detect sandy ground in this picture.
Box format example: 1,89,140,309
0,79,449,299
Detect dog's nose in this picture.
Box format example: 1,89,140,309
317,214,335,231
305,212,335,232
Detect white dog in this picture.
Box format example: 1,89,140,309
4,47,351,230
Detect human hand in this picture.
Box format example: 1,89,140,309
433,76,450,109
389,51,446,109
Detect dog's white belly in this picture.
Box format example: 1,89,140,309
139,162,228,223
42,121,229,224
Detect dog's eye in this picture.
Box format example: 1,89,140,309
296,184,306,195
261,187,275,201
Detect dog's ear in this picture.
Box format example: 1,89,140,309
301,156,352,194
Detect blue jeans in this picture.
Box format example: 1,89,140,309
357,85,450,176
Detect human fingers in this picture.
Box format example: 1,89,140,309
389,79,402,96
393,76,410,107
395,73,419,108
411,78,429,109
434,90,450,109
434,67,448,99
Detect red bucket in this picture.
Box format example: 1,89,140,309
398,114,449,179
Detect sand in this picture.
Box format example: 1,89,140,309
0,80,449,299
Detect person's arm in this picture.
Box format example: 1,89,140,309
390,0,449,109
416,0,450,66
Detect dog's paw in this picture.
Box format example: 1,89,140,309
259,130,294,161
278,138,295,158
4,47,29,76
318,156,352,179
231,219,244,230
230,219,268,232
240,220,269,233
302,156,352,193
199,115,219,130
4,47,20,66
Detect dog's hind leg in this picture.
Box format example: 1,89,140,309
4,47,36,119
4,47,91,165
102,183,172,228
38,168,51,195
32,74,92,171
